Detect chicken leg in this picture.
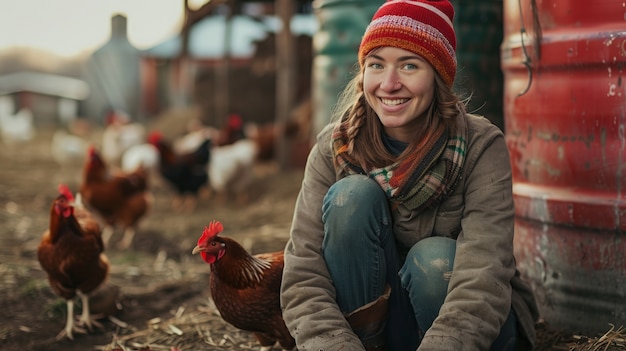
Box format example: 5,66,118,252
56,299,87,340
117,227,136,250
76,291,103,332
101,225,115,248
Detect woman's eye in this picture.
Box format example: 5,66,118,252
403,63,417,70
368,62,383,69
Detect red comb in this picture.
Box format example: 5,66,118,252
199,220,224,243
148,131,163,144
57,184,75,202
228,113,242,129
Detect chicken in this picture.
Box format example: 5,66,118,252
208,138,257,205
50,129,90,166
148,131,210,212
173,113,244,153
244,98,312,162
121,143,160,175
244,120,300,162
174,119,218,154
37,184,109,340
101,109,146,166
0,107,35,145
215,113,246,146
80,145,151,249
192,220,295,351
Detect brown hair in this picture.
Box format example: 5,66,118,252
331,66,464,170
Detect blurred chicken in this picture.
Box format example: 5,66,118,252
208,138,257,205
192,220,295,351
101,109,145,166
50,129,89,166
121,143,160,176
215,113,246,146
244,98,311,162
174,119,217,154
149,131,210,212
174,113,245,154
38,184,109,340
0,107,35,145
80,145,151,249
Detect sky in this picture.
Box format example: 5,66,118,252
0,0,208,57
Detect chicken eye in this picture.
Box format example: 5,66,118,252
211,242,218,247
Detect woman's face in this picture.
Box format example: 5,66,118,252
363,46,436,143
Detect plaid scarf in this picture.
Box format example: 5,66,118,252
332,114,467,213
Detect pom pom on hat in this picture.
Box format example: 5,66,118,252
358,0,457,87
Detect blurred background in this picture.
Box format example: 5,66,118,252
0,0,506,168
0,0,316,145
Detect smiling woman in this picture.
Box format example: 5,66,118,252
0,0,184,57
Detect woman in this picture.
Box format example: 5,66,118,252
280,1,539,350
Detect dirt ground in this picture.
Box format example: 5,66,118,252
0,124,622,351
0,124,303,351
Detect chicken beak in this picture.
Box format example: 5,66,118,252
192,245,202,255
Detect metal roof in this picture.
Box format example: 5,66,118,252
143,14,318,59
0,71,90,100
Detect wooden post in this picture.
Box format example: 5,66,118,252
214,1,234,128
275,0,295,170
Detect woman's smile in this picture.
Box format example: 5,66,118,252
363,46,435,142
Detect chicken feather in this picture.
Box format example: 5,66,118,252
192,220,295,351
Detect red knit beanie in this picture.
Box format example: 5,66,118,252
358,0,457,87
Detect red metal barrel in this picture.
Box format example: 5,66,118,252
501,0,626,334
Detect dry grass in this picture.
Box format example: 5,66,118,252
99,302,261,351
536,320,626,351
95,313,626,351
569,325,626,351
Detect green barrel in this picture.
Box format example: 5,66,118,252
451,0,504,130
311,0,384,136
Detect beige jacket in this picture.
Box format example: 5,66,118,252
281,113,539,351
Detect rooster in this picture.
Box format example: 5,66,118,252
149,131,211,212
80,145,151,249
37,184,109,340
192,220,295,351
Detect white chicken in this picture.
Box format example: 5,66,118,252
173,118,218,154
121,143,160,175
0,107,35,145
50,129,89,166
208,138,258,205
101,110,145,166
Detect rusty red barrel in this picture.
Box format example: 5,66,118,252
501,0,626,334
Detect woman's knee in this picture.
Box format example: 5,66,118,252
400,237,456,301
322,175,392,249
323,175,387,223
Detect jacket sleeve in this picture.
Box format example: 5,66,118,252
418,123,516,350
281,126,366,351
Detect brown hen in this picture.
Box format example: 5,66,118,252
37,184,109,340
80,145,150,249
192,220,295,351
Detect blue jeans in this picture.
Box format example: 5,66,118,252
322,175,518,351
